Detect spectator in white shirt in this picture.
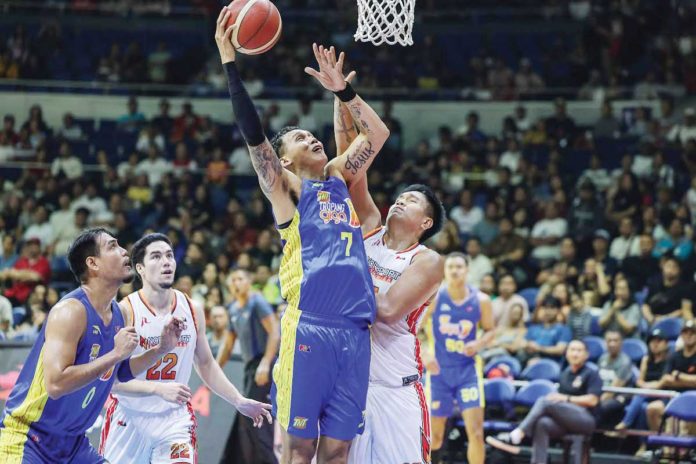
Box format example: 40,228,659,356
53,207,89,256
465,237,493,287
667,107,696,145
531,202,568,263
492,273,530,326
50,141,83,180
135,144,173,186
56,113,84,142
449,190,483,236
22,206,52,251
500,138,522,173
297,99,317,133
577,153,612,192
117,152,140,180
48,193,73,233
135,124,166,153
228,145,255,175
513,105,531,133
609,217,640,263
71,183,108,219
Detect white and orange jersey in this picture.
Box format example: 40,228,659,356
116,289,199,413
363,226,430,388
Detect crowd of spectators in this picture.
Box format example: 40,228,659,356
2,1,695,100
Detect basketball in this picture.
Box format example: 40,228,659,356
225,0,282,55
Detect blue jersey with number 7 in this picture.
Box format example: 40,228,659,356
276,176,376,326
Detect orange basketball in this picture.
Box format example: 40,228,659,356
225,0,282,55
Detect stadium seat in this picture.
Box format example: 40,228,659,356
484,355,522,379
12,307,26,326
634,287,649,306
622,338,648,364
514,379,556,407
518,287,539,312
583,336,606,362
652,318,683,341
482,378,516,432
521,359,561,382
646,391,696,461
590,315,602,336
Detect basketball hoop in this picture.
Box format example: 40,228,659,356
354,0,415,46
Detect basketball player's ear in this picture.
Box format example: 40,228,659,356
422,217,434,232
279,156,292,168
85,256,98,273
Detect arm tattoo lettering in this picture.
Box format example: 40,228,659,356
347,101,373,134
249,143,285,195
344,141,375,175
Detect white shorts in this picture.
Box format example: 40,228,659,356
348,382,431,464
99,396,197,464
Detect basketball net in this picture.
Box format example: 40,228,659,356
354,0,415,46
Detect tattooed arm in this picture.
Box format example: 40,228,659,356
334,96,359,156
304,43,389,185
215,8,298,224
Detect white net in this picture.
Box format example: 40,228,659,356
354,0,416,46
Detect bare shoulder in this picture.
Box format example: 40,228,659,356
46,298,87,333
412,249,444,270
477,290,492,303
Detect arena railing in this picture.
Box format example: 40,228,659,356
0,78,641,101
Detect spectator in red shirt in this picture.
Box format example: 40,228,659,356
1,237,50,305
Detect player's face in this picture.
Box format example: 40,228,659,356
444,256,467,285
230,271,251,297
140,241,176,289
387,191,433,234
281,129,327,170
565,340,589,367
95,233,133,284
210,307,229,331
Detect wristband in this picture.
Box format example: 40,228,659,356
334,82,357,102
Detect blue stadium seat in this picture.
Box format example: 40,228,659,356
515,379,556,407
582,336,606,362
484,355,522,378
518,287,539,313
521,359,561,382
12,307,26,326
652,318,683,341
590,315,602,336
622,338,648,364
482,378,516,432
647,391,696,459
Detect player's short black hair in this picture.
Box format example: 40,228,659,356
399,184,445,243
131,233,172,277
445,251,469,265
67,228,116,283
270,126,301,156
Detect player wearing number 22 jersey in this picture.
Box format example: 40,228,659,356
0,229,182,464
99,234,271,464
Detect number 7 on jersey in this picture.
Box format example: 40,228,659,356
341,232,353,256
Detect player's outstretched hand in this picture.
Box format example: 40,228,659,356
158,315,183,353
155,382,192,404
237,397,273,428
305,43,350,92
114,326,138,360
215,7,236,64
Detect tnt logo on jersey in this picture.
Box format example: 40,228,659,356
293,416,308,430
438,315,474,339
89,344,100,362
316,191,360,227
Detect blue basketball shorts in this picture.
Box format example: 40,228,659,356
427,358,485,417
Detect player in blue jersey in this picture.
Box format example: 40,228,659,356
420,252,495,464
0,228,183,463
214,6,390,464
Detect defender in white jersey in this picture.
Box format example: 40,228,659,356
99,234,272,464
345,174,445,463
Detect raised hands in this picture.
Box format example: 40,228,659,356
304,43,356,92
215,7,236,64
